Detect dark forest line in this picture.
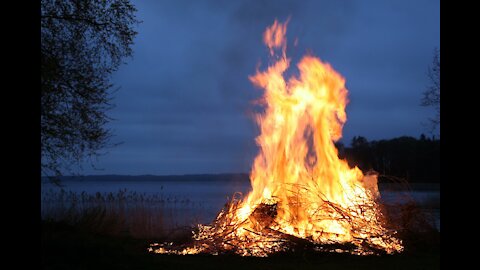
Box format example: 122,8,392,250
45,135,440,184
337,134,440,183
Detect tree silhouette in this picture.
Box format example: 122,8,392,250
348,136,373,170
421,48,440,134
41,0,140,178
343,135,439,183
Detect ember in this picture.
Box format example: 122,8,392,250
150,19,404,256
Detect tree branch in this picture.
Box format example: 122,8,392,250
41,14,108,27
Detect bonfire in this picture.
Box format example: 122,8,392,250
150,19,404,257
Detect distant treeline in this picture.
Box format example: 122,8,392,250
45,135,439,184
337,134,440,183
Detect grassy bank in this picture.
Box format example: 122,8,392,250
42,219,440,270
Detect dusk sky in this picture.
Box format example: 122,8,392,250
82,0,439,176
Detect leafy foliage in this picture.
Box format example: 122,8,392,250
41,0,140,176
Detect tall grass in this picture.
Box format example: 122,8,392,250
41,188,205,239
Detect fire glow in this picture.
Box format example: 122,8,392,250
150,20,403,256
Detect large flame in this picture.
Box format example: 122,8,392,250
151,19,403,256
246,19,365,221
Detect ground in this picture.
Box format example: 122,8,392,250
42,220,440,270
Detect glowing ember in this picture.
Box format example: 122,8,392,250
150,19,403,256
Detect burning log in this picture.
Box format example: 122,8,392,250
250,202,278,229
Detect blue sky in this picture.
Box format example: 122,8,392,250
82,0,439,175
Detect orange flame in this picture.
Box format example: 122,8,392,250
150,19,403,256
263,19,288,56
239,19,380,238
231,19,401,255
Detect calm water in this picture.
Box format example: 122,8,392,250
41,179,439,230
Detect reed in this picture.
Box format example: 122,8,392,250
41,188,204,240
